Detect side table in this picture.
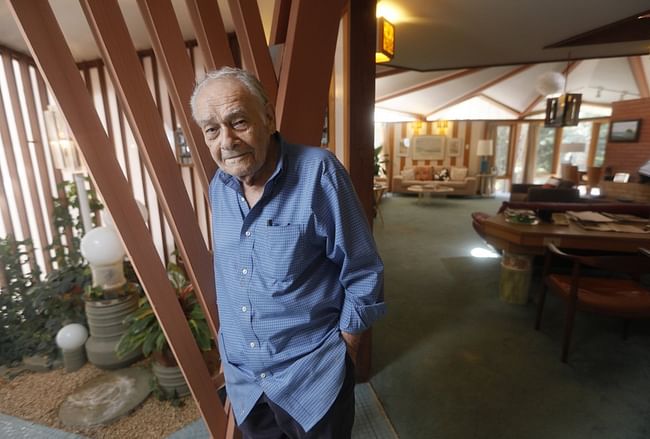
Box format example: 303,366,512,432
477,174,496,197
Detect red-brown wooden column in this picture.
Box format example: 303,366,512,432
347,0,376,382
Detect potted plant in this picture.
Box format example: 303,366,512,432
116,260,213,399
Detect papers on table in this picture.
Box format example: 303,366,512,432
565,210,650,233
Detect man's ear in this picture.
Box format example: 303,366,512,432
265,102,276,133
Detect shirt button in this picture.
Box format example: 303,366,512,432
241,306,247,312
240,196,245,202
260,373,266,379
242,268,248,275
245,231,251,237
249,341,256,348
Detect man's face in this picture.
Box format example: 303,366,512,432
194,78,276,181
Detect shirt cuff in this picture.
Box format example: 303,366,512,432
339,301,386,333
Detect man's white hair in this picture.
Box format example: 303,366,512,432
190,67,270,122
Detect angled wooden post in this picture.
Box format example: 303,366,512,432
275,0,346,146
6,1,227,436
227,0,278,102
270,0,292,45
185,0,234,71
136,0,216,204
79,0,219,339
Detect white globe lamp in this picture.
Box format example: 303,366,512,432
80,226,126,291
536,71,566,97
56,323,89,372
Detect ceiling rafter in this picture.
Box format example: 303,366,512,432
375,106,425,121
478,93,521,117
628,56,650,98
375,66,410,79
376,68,480,103
520,60,583,118
426,64,533,118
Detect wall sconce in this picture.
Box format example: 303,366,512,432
412,120,423,134
174,127,192,166
44,104,93,234
376,16,395,63
477,140,493,174
544,93,582,127
435,120,448,135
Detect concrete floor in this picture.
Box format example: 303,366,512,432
371,194,650,439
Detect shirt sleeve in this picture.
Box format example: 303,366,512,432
313,156,386,334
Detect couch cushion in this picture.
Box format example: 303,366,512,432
414,166,433,181
450,167,468,181
402,168,415,180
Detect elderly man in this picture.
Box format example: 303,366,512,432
191,67,385,438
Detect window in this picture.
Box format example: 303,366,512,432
494,125,511,177
559,122,592,172
512,124,529,184
593,123,609,167
533,126,556,184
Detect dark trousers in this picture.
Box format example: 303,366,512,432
238,354,356,439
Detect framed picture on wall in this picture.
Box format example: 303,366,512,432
447,138,461,157
398,138,411,157
411,135,445,160
609,119,641,142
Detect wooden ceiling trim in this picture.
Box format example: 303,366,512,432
270,0,292,45
375,106,425,121
185,0,234,71
275,0,346,146
8,1,228,435
228,0,278,102
478,93,521,117
375,66,410,79
520,95,544,118
137,0,216,201
376,68,480,103
628,56,650,98
426,64,533,118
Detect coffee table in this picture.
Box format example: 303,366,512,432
407,184,454,203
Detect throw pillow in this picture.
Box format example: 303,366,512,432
402,168,415,180
543,177,561,188
414,166,433,181
450,166,468,181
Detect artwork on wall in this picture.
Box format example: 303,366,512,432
446,138,461,157
398,138,411,157
609,119,641,143
411,135,445,160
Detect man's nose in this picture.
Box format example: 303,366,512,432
220,126,238,149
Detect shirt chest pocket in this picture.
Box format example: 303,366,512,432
256,224,307,282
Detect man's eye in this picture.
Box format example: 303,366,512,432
233,120,247,129
205,127,218,136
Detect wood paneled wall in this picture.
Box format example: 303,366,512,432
0,44,210,277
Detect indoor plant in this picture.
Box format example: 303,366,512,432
116,260,213,399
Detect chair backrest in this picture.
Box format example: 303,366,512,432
527,187,580,202
545,244,650,277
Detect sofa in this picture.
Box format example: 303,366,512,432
392,165,478,196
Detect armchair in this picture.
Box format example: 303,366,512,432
536,244,650,363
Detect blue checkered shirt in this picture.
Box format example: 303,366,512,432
210,136,385,431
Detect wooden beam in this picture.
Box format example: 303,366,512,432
228,0,278,102
270,0,292,45
478,93,521,117
275,0,347,145
628,56,649,98
426,64,533,118
6,1,227,436
137,0,216,203
376,68,480,103
185,0,234,71
347,0,375,382
19,61,55,271
0,55,36,266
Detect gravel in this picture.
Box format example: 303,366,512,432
0,361,201,438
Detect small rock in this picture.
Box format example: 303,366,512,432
22,355,53,372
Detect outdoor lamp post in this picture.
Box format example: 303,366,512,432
80,226,126,292
56,323,88,372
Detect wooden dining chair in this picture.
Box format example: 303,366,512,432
535,244,650,362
